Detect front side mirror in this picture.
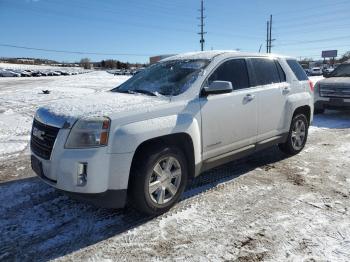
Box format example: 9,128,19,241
203,81,233,95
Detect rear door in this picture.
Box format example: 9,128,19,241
200,58,258,160
248,58,290,141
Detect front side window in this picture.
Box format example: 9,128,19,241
250,58,282,86
112,59,210,96
208,59,250,90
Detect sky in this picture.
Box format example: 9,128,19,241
0,0,350,63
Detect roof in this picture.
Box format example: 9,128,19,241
162,50,291,61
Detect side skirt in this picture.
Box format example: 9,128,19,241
200,133,288,173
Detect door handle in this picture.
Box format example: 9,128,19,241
244,94,255,102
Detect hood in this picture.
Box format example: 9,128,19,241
36,92,169,128
319,77,350,86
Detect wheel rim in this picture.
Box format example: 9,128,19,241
291,119,306,150
148,156,182,205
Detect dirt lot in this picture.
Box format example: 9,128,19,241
0,74,349,261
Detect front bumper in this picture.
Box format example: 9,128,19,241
60,189,127,209
31,128,134,208
31,149,133,208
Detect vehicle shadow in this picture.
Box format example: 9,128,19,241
0,147,287,262
312,110,350,129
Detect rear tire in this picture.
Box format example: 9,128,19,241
129,145,188,216
279,114,309,155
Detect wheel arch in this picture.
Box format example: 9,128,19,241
130,133,196,183
293,105,311,125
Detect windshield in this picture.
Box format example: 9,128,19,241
329,64,350,77
111,59,210,96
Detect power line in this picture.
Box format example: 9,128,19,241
274,14,350,30
276,35,350,47
273,0,349,16
0,44,153,57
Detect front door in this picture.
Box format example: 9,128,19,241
200,59,258,160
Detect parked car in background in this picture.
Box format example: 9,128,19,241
113,69,122,76
314,63,350,114
47,71,61,76
310,67,323,76
322,67,334,77
40,71,49,76
20,70,32,77
30,51,314,215
31,71,43,77
0,69,21,77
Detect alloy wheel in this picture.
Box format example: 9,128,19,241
291,119,306,150
148,156,182,205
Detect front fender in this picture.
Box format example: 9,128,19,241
108,114,202,166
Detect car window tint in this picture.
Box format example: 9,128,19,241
286,59,308,81
251,58,281,86
208,59,250,90
275,61,286,82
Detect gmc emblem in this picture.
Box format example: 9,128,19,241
32,127,45,141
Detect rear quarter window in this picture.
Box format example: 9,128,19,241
286,59,308,81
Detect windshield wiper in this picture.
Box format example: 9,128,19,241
130,89,157,96
111,88,157,96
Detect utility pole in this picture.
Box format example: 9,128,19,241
266,21,270,53
269,15,273,53
198,0,206,51
266,15,274,53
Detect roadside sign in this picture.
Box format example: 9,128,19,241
322,50,338,58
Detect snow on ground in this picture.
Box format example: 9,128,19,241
0,72,349,261
0,71,129,158
0,112,348,261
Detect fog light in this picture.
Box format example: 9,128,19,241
77,162,87,186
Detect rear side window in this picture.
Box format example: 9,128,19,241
208,59,250,90
286,59,308,81
250,58,281,86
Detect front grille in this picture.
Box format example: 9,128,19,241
320,86,350,98
30,119,60,160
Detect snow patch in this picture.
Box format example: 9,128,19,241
45,92,169,118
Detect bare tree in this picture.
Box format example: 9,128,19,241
80,58,92,69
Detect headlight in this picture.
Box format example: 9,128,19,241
65,117,111,148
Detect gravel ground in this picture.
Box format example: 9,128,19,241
0,74,349,261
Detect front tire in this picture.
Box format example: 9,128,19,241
129,146,188,215
279,114,309,155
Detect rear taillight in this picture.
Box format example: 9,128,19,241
308,80,314,92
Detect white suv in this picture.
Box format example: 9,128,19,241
31,51,314,215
